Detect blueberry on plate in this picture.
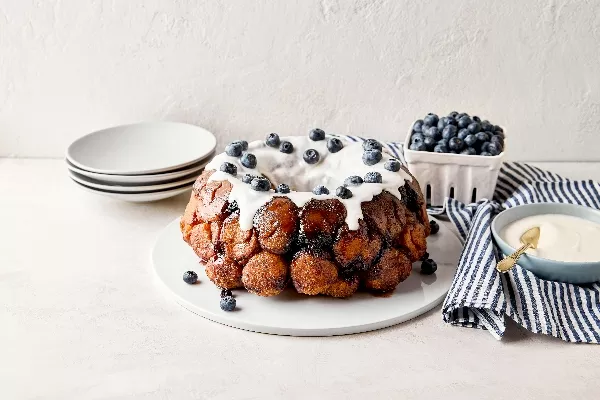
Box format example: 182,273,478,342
430,220,440,234
457,129,469,140
413,119,424,133
448,137,464,151
411,133,425,144
251,177,271,191
240,152,257,168
409,142,427,152
313,185,329,195
279,141,294,153
276,183,290,193
265,133,280,147
225,142,243,157
384,159,401,172
476,132,491,143
423,136,436,150
309,128,326,141
183,271,198,284
241,174,255,184
364,171,382,183
327,137,344,153
220,289,232,298
303,149,320,164
220,296,236,311
457,116,472,129
420,259,438,275
220,162,237,175
363,139,383,151
467,122,482,134
336,186,352,199
362,149,382,165
423,113,439,127
434,143,448,153
461,147,477,155
464,134,477,147
487,142,502,156
442,125,458,140
344,175,363,186
480,151,493,156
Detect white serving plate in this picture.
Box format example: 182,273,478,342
64,155,212,184
68,169,200,193
152,217,461,336
71,179,193,202
66,122,216,175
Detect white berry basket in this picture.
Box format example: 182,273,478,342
403,129,505,206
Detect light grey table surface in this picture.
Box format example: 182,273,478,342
2,158,600,400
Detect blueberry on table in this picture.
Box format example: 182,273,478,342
467,122,482,134
313,185,329,195
476,132,491,143
423,136,436,150
303,149,320,164
487,142,502,156
430,220,440,235
364,171,382,183
251,177,271,191
384,159,401,172
434,143,449,153
461,147,477,155
336,186,353,199
225,142,243,157
344,176,363,186
423,113,439,127
327,138,344,153
457,129,469,140
464,134,477,147
276,183,290,193
220,296,236,311
457,116,472,129
220,289,232,298
420,259,438,275
220,162,237,175
442,125,458,140
240,152,257,168
420,251,430,261
363,139,383,151
409,142,427,152
362,149,382,165
279,141,294,153
413,120,424,133
265,133,281,147
309,128,326,141
183,271,198,284
448,137,464,151
411,133,425,144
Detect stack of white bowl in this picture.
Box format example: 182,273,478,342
66,122,216,202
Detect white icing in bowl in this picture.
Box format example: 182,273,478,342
205,136,412,231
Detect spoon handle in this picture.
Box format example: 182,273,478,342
496,243,532,273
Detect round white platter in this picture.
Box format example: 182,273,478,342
72,180,192,202
66,122,216,175
152,217,461,336
68,169,200,193
65,156,212,184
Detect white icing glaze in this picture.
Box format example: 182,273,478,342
205,136,412,231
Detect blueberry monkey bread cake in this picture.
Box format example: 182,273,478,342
180,131,430,298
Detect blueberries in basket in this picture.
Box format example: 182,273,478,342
276,183,290,193
336,186,353,199
481,120,493,132
476,131,491,143
384,159,401,172
313,185,330,195
472,116,481,123
279,141,294,154
434,143,449,153
220,289,233,298
364,172,382,183
461,147,477,155
327,137,344,153
480,141,491,153
411,133,425,145
363,149,382,165
442,125,458,140
420,259,438,275
303,149,320,164
448,137,464,152
266,133,280,148
430,220,440,235
464,134,477,147
424,127,441,140
363,139,383,151
410,142,427,152
344,175,363,186
220,296,236,311
491,135,504,147
423,136,436,150
457,129,469,140
220,162,237,175
183,271,198,284
457,116,472,129
487,142,502,156
309,128,326,141
448,111,459,118
467,122,482,134
423,113,439,127
225,142,243,157
413,119,424,133
251,177,271,191
480,151,493,156
240,152,257,169
437,116,456,130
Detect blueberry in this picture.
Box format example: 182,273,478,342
437,118,446,130
457,116,472,129
472,116,481,123
480,151,493,157
430,220,440,235
457,129,469,140
409,142,427,152
225,142,243,157
495,125,504,133
220,162,237,175
411,133,425,144
309,128,326,141
276,183,290,193
424,127,441,140
279,141,294,153
362,149,382,165
448,137,464,151
495,130,505,139
423,113,439,127
241,174,255,184
232,140,248,151
434,143,448,153
364,172,382,183
220,289,232,298
251,177,271,191
456,112,469,120
265,133,280,147
442,125,458,140
384,159,401,172
461,147,477,155
183,271,198,284
412,120,424,133
303,149,320,164
480,141,491,153
464,134,477,147
327,138,344,153
220,296,236,311
336,186,352,199
344,176,363,186
226,200,239,214
420,259,438,275
481,120,493,132
467,122,482,134
363,139,383,151
476,132,491,143
487,142,502,156
437,138,449,147
423,136,436,150
312,185,329,195
420,251,430,261
240,152,257,168
448,111,459,118
491,135,504,147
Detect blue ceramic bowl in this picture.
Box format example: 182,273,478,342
491,203,600,284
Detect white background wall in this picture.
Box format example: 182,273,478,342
1,0,599,161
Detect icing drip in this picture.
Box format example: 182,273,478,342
205,136,412,231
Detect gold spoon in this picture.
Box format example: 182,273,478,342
496,227,540,273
